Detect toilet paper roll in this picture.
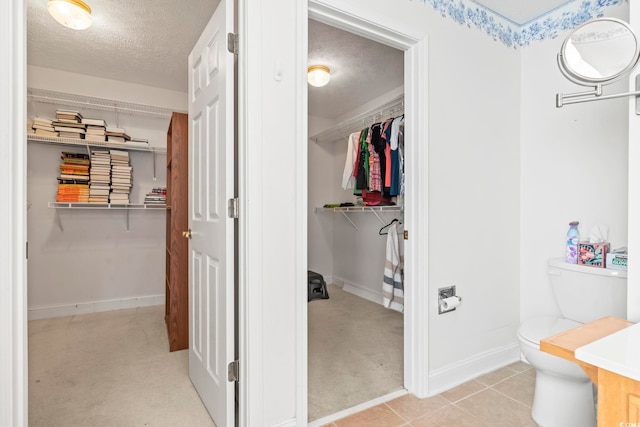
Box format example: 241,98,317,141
440,296,461,311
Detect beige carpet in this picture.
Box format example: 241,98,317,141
308,284,404,422
28,306,216,427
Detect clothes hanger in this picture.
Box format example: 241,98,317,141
379,218,401,235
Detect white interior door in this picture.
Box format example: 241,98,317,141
187,1,235,426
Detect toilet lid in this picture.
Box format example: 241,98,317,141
518,317,581,345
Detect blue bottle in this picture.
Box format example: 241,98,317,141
566,221,579,264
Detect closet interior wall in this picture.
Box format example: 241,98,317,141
308,108,404,304
26,66,187,320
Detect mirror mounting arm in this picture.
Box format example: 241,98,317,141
557,77,640,110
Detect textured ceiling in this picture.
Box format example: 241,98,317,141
308,20,404,120
27,0,572,118
27,0,220,92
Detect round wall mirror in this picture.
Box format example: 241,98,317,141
558,18,640,86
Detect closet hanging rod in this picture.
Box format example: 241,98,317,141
310,95,404,144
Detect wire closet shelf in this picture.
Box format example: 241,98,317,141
310,95,404,144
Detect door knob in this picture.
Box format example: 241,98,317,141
182,229,192,239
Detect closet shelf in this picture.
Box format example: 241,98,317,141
315,205,403,231
49,202,167,210
28,134,167,154
315,206,402,213
49,202,165,232
27,88,184,120
310,94,404,144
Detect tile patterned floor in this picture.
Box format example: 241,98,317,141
323,362,537,427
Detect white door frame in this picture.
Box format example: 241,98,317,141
1,0,28,426
307,0,431,399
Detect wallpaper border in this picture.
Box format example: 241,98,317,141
421,0,626,48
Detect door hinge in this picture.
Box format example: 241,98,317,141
227,33,239,55
26,241,28,259
228,360,239,382
228,197,239,219
404,230,408,240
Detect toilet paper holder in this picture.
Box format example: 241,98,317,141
438,285,462,314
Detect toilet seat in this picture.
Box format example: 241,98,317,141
518,317,581,346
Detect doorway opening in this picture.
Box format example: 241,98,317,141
306,16,408,424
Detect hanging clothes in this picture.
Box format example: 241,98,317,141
341,131,361,190
354,127,369,192
382,222,404,312
390,116,404,197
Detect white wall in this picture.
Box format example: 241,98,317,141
26,66,187,319
308,115,337,278
628,1,640,323
520,5,630,323
311,0,522,392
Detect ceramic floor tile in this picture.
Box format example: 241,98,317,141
333,404,407,427
492,371,536,407
475,366,517,386
385,394,451,422
506,361,532,372
455,388,537,427
440,380,486,403
411,404,490,427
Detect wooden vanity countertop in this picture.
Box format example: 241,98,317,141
540,316,634,384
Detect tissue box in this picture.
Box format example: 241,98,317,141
606,253,628,271
578,242,610,268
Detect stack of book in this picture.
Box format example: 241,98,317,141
52,110,86,139
83,118,107,142
109,150,132,204
56,152,90,203
89,150,111,203
144,187,167,205
31,118,58,137
105,126,131,144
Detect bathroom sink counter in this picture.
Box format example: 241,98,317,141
540,316,633,383
575,321,640,382
541,316,639,426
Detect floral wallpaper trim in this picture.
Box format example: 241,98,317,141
421,0,626,48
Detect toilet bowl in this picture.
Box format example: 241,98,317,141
518,317,596,427
518,258,627,427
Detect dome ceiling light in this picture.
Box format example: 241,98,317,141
48,0,93,30
308,65,331,87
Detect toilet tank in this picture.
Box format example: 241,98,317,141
548,257,627,323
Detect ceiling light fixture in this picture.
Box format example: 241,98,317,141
308,65,331,87
48,0,93,30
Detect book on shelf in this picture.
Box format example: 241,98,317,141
33,117,53,125
34,129,59,137
32,123,56,131
85,134,106,142
60,174,89,181
55,109,83,121
52,120,84,127
53,126,86,133
81,118,107,127
144,186,167,205
107,136,126,144
57,131,84,139
88,197,109,204
86,126,106,135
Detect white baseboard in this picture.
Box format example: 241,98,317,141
28,294,165,320
333,276,383,306
428,342,521,396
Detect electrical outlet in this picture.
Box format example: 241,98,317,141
438,285,457,314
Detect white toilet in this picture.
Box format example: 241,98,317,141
517,258,627,427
